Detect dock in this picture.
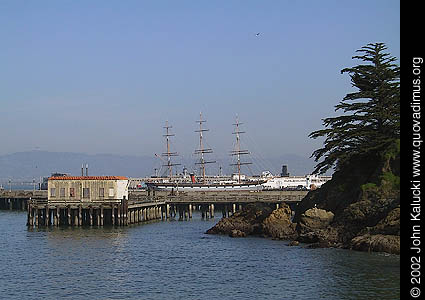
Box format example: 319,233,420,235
0,190,46,210
0,189,308,227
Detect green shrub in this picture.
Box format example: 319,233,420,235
361,183,377,192
381,171,400,189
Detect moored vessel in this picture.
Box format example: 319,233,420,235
147,114,265,192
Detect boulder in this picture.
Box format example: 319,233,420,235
297,226,341,247
262,204,298,240
205,203,273,236
368,206,400,235
297,207,334,234
350,234,400,254
206,215,254,235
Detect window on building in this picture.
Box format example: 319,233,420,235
83,188,90,199
50,188,56,197
70,188,75,197
60,188,65,197
109,188,114,197
99,188,104,197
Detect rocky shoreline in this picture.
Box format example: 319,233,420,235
206,152,400,255
206,202,399,254
205,203,298,240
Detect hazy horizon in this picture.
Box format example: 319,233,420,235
1,1,400,160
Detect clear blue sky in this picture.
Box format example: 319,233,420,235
0,0,400,160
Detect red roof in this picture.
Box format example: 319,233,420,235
49,176,128,181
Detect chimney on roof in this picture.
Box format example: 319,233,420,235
81,164,84,176
85,164,89,176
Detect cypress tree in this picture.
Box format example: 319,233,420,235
310,43,400,174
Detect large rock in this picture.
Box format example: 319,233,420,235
262,204,298,240
367,206,400,235
350,234,400,254
205,203,273,236
346,206,400,254
297,226,341,246
206,203,298,241
296,207,337,246
297,207,334,234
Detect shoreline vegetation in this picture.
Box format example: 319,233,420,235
206,43,400,255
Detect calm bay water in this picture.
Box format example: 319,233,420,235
0,211,399,300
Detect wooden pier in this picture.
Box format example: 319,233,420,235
0,190,47,210
25,198,167,227
1,189,308,227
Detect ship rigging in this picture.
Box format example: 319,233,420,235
194,112,215,184
147,114,265,191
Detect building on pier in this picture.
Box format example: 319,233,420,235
48,176,128,202
24,175,309,228
26,176,134,228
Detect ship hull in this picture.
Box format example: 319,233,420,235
146,182,264,192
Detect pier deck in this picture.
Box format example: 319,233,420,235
1,189,308,227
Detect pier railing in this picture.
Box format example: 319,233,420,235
0,190,47,199
130,193,307,204
130,190,308,204
1,189,308,210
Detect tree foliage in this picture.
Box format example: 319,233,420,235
310,43,400,174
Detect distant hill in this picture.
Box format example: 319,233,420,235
0,151,319,183
0,151,155,182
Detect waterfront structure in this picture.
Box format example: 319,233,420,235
0,190,46,210
26,175,141,227
262,174,332,190
48,176,128,203
18,186,308,227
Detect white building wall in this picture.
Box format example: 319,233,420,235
48,178,129,202
116,180,129,199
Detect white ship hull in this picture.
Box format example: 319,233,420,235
146,181,264,192
261,174,332,190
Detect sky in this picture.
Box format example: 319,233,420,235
0,0,400,162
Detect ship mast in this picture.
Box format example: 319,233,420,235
162,121,180,178
194,112,215,183
230,115,251,183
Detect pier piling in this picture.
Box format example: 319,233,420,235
19,188,308,228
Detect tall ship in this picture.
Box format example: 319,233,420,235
146,113,265,192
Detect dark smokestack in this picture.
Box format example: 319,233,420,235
281,165,289,177
81,164,84,176
85,164,89,176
